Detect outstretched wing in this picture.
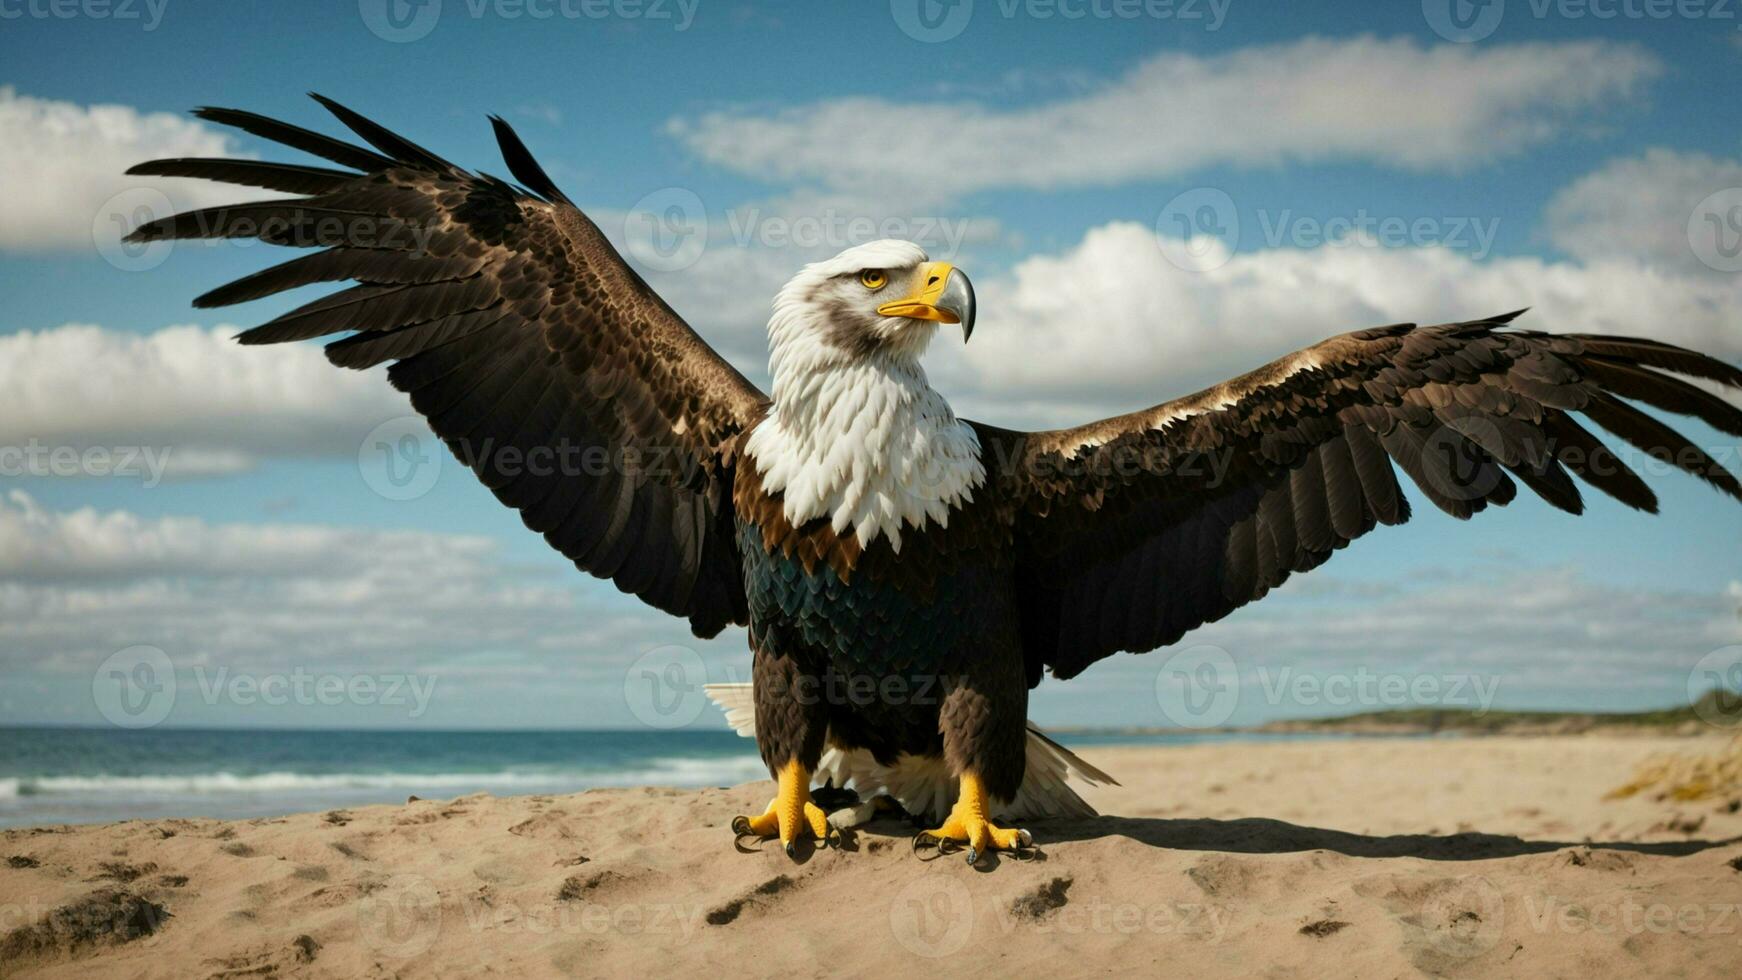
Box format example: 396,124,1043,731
126,96,768,637
981,313,1742,682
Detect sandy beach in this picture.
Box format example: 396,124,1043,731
3,735,1740,978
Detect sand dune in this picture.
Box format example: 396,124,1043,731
4,735,1740,978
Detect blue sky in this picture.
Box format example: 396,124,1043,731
2,0,1740,730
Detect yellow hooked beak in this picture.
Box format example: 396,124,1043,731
876,261,977,341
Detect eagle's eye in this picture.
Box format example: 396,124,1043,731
858,270,887,290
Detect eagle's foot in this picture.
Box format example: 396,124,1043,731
914,772,1033,865
731,759,836,856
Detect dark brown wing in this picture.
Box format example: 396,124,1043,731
979,312,1742,682
126,96,768,637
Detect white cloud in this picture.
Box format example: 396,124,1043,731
1031,563,1742,726
0,488,488,581
936,221,1742,428
5,491,1731,726
0,87,267,251
669,37,1661,203
1545,147,1742,277
0,491,744,727
0,490,709,679
0,324,412,479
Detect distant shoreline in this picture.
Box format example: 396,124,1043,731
1049,693,1734,738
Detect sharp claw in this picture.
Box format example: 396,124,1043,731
1017,828,1033,848
784,841,796,858
731,816,751,837
965,847,979,865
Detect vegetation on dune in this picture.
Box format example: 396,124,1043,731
1608,733,1742,802
1251,690,1737,735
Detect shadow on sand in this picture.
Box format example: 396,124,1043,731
1022,814,1741,861
838,812,1739,865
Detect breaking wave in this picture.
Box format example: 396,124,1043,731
5,756,768,798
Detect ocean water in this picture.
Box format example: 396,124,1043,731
0,726,1344,829
0,728,769,829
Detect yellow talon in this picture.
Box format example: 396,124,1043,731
917,772,1033,864
732,759,832,856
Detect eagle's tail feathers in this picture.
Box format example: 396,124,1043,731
703,682,756,738
703,683,1115,823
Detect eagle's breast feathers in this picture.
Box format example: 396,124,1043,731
734,380,1001,587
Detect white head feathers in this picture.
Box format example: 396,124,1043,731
745,240,985,551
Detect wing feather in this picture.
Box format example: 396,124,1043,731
987,314,1742,680
127,157,354,195
127,97,767,635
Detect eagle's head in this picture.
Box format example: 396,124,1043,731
767,239,975,370
752,238,986,545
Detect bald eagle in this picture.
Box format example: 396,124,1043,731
129,97,1742,864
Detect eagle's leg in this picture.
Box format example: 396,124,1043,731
916,771,1032,864
920,665,1032,864
732,758,833,854
733,645,833,856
